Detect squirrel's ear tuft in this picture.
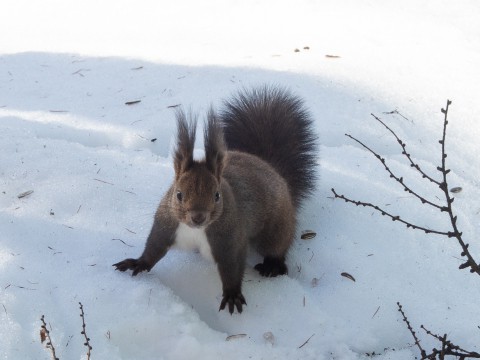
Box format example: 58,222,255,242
174,109,197,179
204,108,226,181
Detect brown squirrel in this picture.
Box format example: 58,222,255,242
113,86,317,314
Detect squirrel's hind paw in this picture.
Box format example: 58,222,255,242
254,256,288,277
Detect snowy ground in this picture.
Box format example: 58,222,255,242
1,1,480,359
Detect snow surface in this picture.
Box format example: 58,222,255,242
1,0,480,359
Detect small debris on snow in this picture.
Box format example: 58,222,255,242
125,100,141,106
17,190,34,199
226,334,247,341
72,68,91,76
112,238,134,247
301,230,316,240
93,178,114,186
298,333,315,349
341,272,356,282
263,331,275,345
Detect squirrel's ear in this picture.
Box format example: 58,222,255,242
204,108,226,182
174,109,197,179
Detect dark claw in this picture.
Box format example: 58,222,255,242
113,258,150,276
254,257,288,277
219,290,246,314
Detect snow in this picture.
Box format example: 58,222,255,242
1,0,480,359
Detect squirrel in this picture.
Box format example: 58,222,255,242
113,86,318,314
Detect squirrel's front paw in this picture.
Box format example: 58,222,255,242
219,289,246,314
113,258,150,276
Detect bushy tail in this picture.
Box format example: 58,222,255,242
220,86,318,207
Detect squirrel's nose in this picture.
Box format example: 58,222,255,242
190,212,207,226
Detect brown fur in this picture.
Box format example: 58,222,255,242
113,87,317,314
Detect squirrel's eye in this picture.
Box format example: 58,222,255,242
176,191,183,202
214,191,220,202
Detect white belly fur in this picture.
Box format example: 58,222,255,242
174,223,214,262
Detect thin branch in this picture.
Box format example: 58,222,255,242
370,113,440,186
397,303,426,358
331,189,450,236
398,303,480,359
421,325,480,358
345,133,445,210
79,302,92,360
437,101,480,276
333,100,480,277
40,315,60,360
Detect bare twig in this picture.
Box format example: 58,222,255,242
421,325,480,358
40,315,60,360
39,304,95,359
331,188,450,236
332,101,480,277
437,101,479,275
344,133,444,210
397,303,480,359
79,302,92,360
370,113,439,185
397,302,426,358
